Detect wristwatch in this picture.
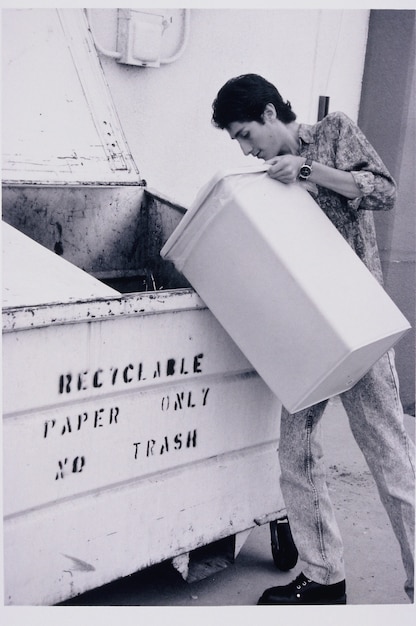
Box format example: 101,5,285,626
298,157,313,180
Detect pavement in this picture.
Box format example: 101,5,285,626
55,396,416,624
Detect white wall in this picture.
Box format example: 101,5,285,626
89,8,370,207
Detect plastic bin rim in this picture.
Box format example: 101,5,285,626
160,164,270,258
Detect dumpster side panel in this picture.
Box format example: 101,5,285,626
4,369,278,517
4,443,281,606
3,296,284,605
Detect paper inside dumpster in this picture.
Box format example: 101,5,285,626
2,222,120,307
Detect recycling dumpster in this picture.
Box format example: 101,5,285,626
2,183,298,606
1,8,297,606
161,166,411,413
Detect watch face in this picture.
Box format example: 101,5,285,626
299,165,311,178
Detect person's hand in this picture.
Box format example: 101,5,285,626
265,155,303,184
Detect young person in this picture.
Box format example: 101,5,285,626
212,73,415,605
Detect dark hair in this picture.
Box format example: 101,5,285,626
212,74,296,129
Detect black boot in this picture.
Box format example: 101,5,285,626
257,572,347,605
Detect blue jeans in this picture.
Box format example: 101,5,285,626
279,349,415,601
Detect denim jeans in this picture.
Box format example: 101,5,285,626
279,348,415,601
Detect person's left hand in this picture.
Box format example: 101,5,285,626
266,155,303,184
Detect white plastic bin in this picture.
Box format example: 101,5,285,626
161,166,411,413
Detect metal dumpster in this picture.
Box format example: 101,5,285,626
2,8,296,606
2,184,295,606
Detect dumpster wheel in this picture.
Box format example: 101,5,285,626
270,516,298,571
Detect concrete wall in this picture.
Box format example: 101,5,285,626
358,10,415,414
90,8,370,207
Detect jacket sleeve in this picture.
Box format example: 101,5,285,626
330,112,397,211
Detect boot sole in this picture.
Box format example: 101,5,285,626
258,593,347,605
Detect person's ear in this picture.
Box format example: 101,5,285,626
262,103,277,122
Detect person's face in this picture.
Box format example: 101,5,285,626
226,103,290,161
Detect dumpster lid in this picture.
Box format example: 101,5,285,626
2,8,141,185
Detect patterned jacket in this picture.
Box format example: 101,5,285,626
298,111,397,285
